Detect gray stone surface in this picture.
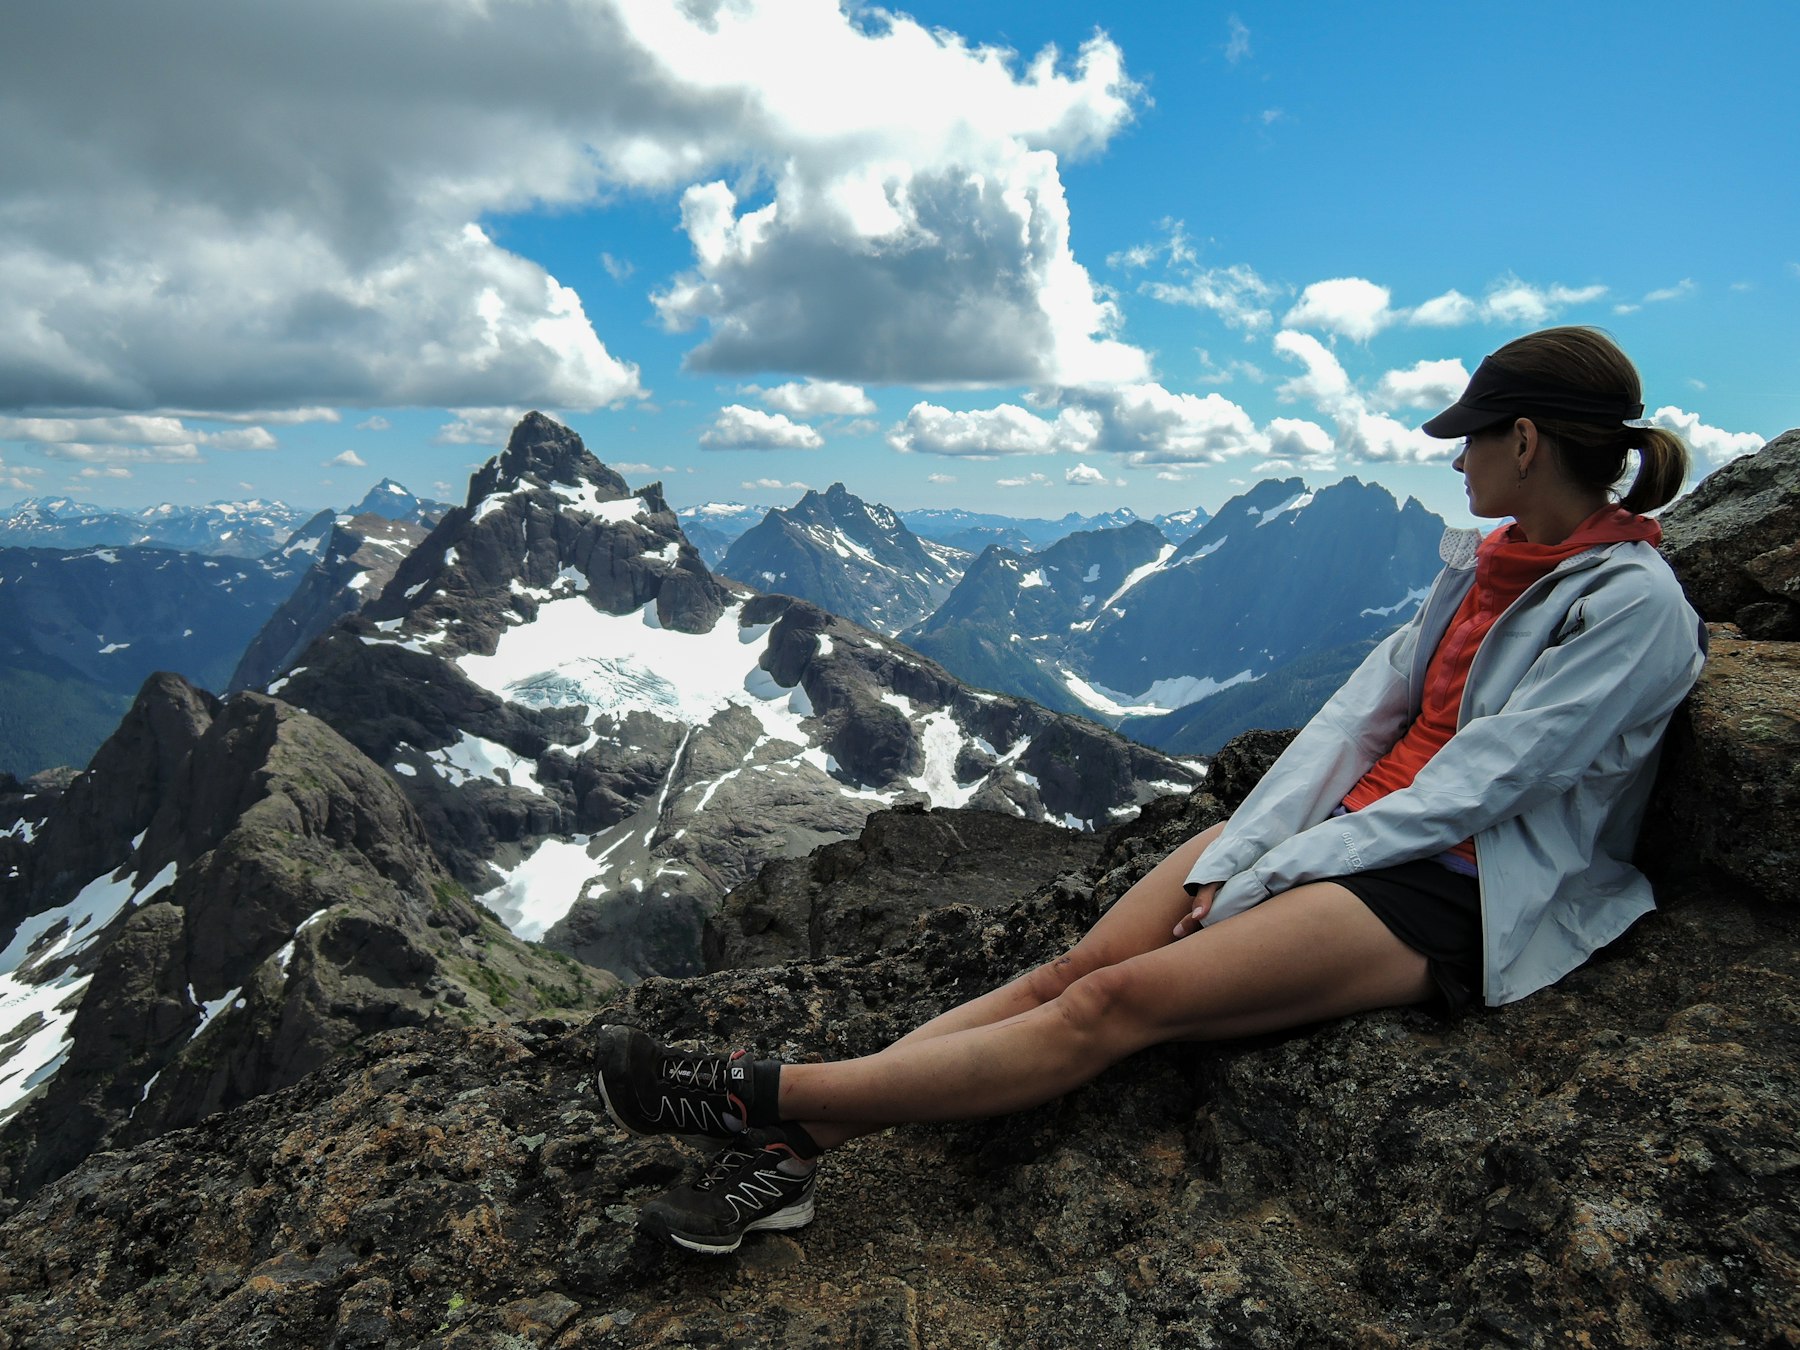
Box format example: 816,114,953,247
1661,427,1800,638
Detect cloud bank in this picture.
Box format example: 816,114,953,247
1,0,1145,419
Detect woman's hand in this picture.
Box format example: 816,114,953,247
1173,881,1220,939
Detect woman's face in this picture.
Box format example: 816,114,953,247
1452,421,1520,518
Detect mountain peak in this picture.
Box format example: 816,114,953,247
467,412,628,506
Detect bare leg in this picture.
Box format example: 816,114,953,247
786,880,1430,1133
796,821,1224,1148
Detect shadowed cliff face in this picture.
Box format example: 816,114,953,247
0,721,1795,1348
0,673,618,1203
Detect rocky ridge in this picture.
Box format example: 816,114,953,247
0,671,616,1203
906,476,1445,756
276,413,1198,979
229,511,435,694
0,709,1792,1347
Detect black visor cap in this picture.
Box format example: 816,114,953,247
1422,356,1646,439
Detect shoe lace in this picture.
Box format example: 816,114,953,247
659,1051,726,1092
693,1141,761,1192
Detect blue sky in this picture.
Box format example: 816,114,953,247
1,1,1793,529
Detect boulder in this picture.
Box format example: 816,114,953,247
1659,428,1800,639
1640,629,1800,906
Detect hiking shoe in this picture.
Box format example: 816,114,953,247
637,1128,819,1255
592,1024,747,1140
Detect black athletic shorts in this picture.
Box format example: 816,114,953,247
1333,859,1483,1013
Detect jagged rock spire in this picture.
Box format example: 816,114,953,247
465,412,629,507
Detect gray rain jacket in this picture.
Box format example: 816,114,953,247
1183,528,1705,1006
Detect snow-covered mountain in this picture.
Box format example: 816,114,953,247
904,520,1173,714
900,503,1211,554
909,478,1445,754
1152,504,1213,542
718,483,970,635
0,671,614,1200
0,544,309,776
0,496,316,558
346,478,452,528
275,414,1198,980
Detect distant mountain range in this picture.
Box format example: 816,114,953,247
0,496,317,558
0,544,308,777
905,477,1446,754
901,504,1210,552
0,483,451,777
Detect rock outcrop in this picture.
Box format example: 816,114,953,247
702,801,1107,970
229,510,434,694
1659,428,1799,639
718,482,969,636
0,672,616,1203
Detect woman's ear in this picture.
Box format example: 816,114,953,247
1515,417,1542,479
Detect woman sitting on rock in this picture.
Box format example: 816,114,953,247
596,325,1707,1255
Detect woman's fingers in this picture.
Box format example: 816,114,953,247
1172,882,1220,939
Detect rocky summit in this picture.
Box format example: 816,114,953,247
274,413,1197,980
718,482,970,637
230,510,436,695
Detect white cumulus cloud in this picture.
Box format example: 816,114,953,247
435,408,534,447
1479,277,1608,326
747,380,876,417
1065,462,1120,486
1283,278,1395,342
1374,358,1471,411
1273,331,1445,464
887,403,1100,458
701,405,824,451
327,450,367,468
1408,290,1477,327
5,1,1150,414
1648,406,1766,467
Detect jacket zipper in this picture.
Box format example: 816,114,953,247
1455,540,1617,1002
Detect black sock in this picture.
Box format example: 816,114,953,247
748,1059,784,1126
778,1120,822,1160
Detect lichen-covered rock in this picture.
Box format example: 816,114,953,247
1641,629,1800,905
1660,428,1800,639
0,824,1793,1348
703,802,1105,970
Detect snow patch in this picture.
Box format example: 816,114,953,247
1362,585,1430,618
1255,491,1314,526
426,733,543,794
483,835,597,941
1060,669,1259,718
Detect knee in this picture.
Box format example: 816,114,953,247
1052,963,1148,1041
